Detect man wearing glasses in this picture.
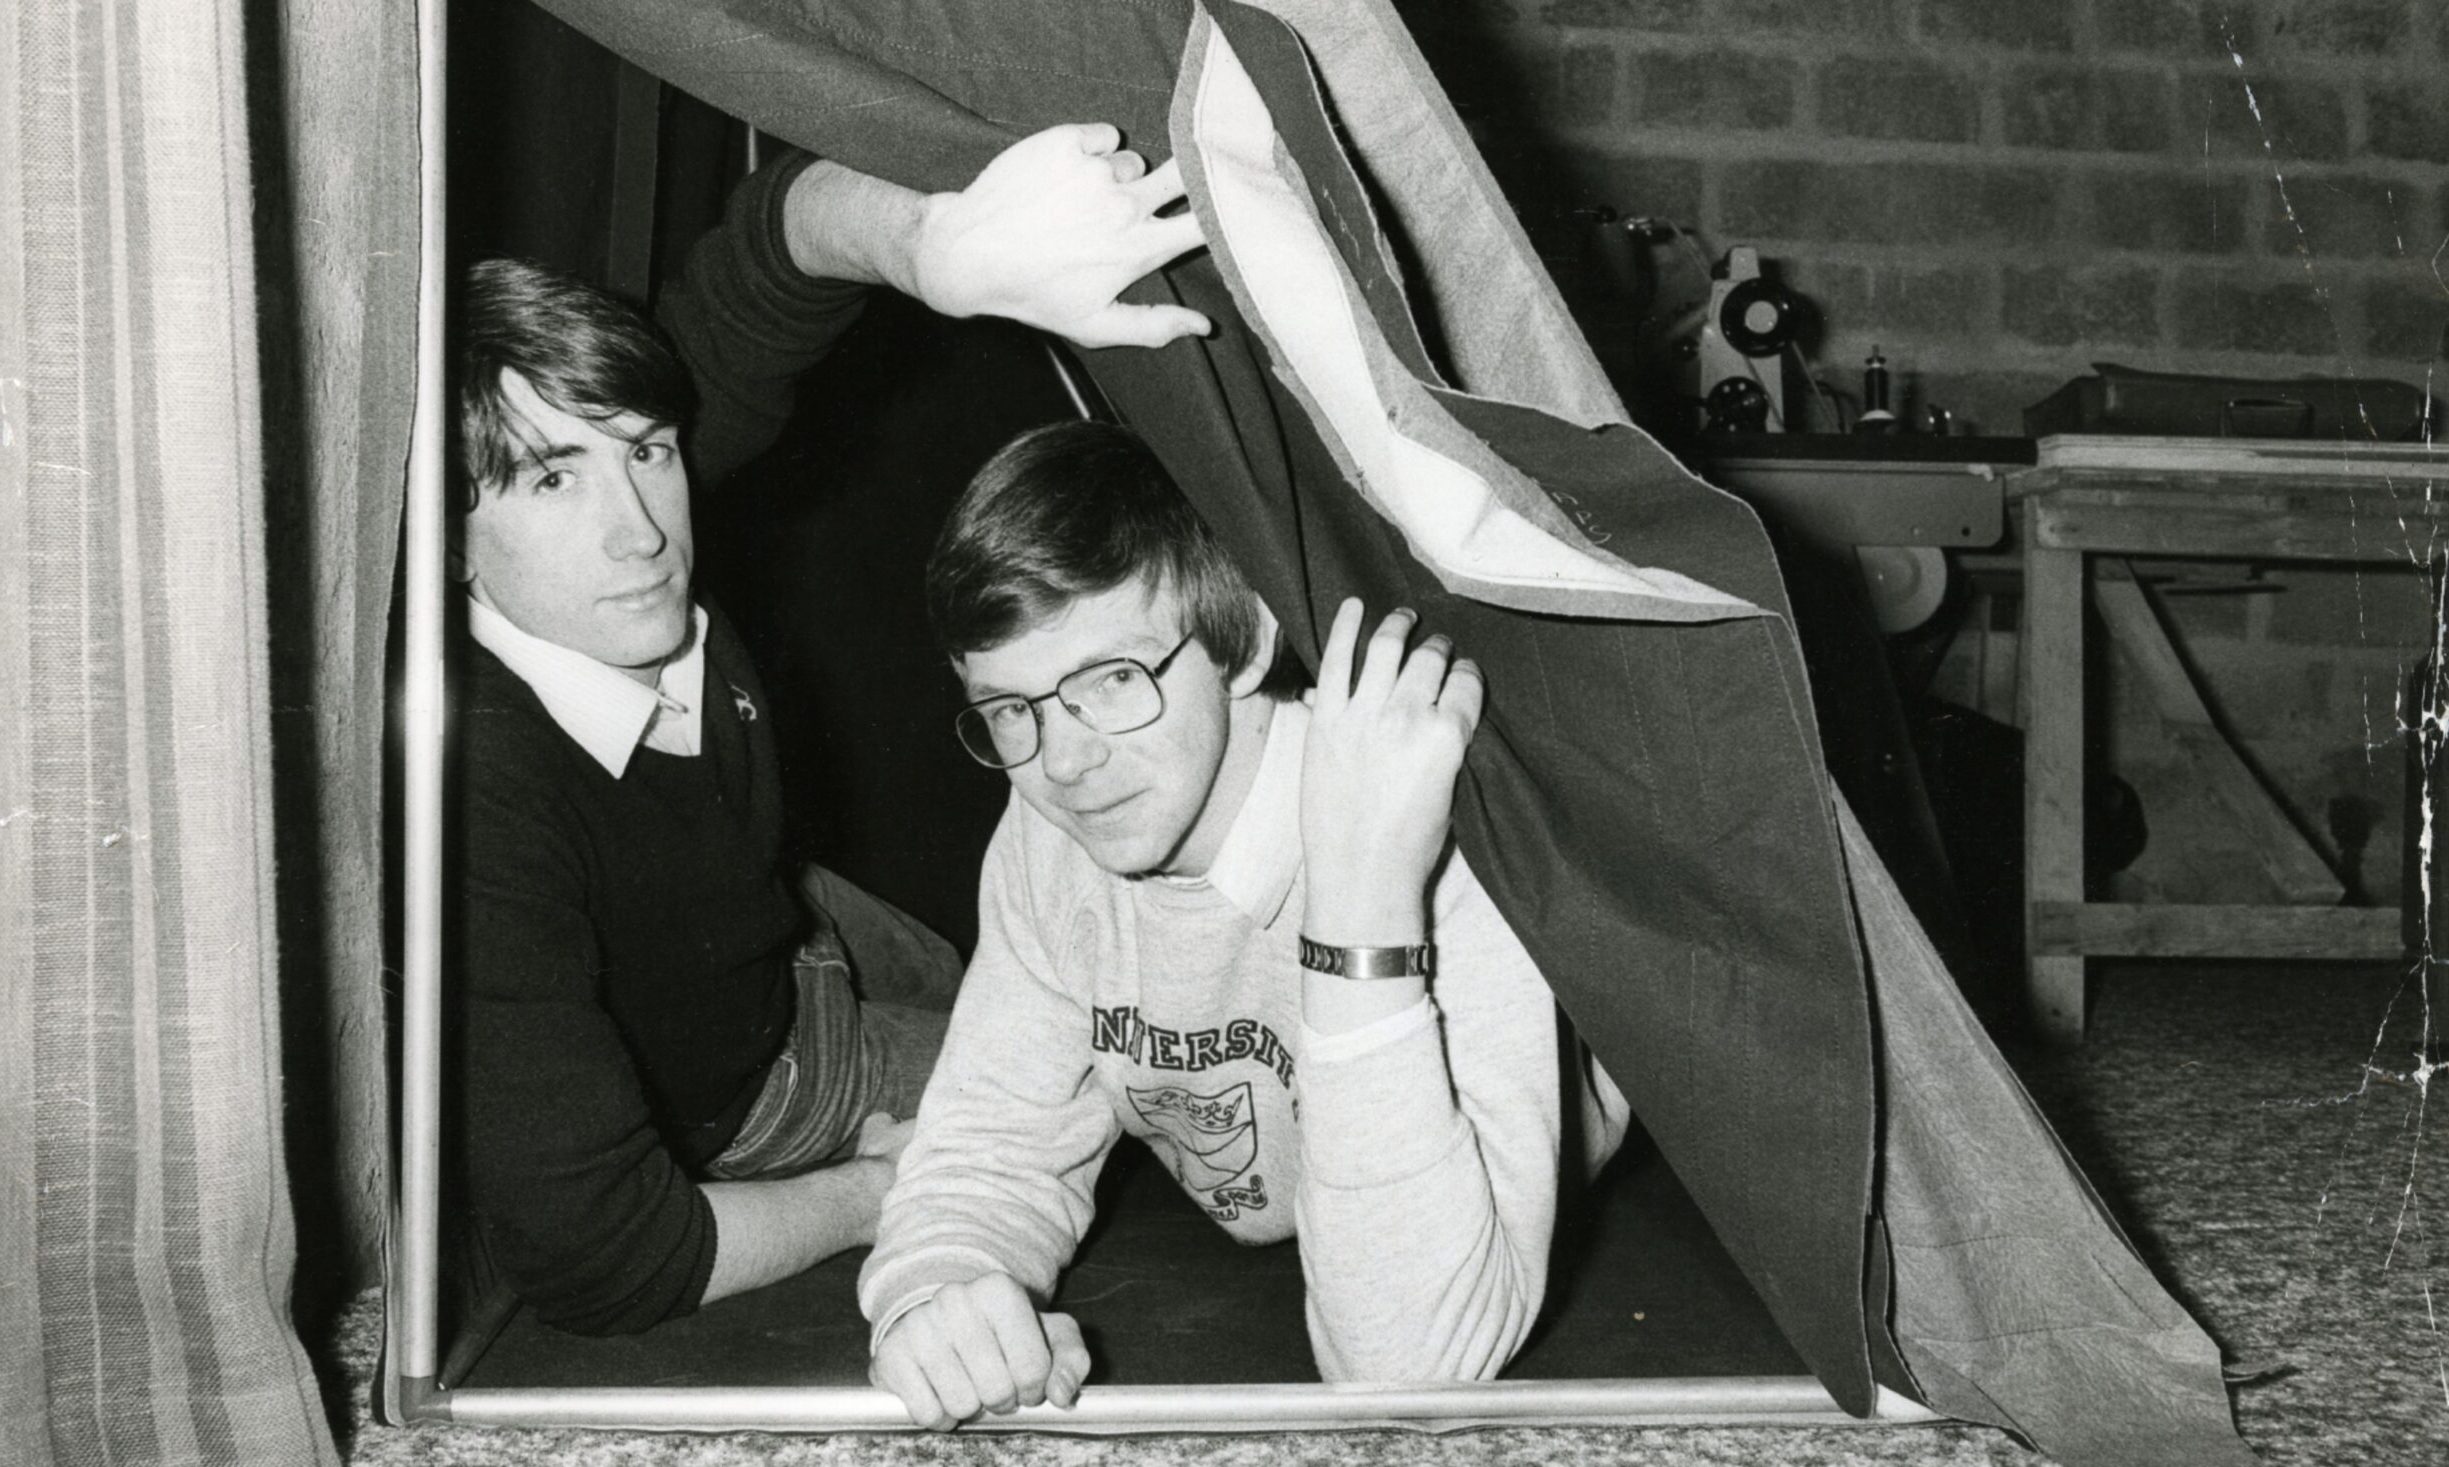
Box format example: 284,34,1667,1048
859,421,1629,1426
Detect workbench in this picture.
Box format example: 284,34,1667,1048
2013,437,2449,1042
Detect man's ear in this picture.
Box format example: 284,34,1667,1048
448,479,487,584
1226,593,1280,699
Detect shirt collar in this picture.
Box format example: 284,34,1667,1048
1187,698,1307,927
468,596,708,777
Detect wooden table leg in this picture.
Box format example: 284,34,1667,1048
2024,529,2087,1043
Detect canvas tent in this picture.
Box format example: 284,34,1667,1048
2,0,2247,1463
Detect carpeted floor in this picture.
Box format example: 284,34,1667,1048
324,961,2449,1465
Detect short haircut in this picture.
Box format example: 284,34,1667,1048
452,257,694,508
927,420,1299,695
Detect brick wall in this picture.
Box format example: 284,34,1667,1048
1407,0,2449,431
1399,0,2449,905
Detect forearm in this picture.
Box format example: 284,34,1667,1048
857,1034,1115,1327
702,1158,895,1305
780,160,928,298
1299,846,1429,1037
657,149,869,487
860,809,1117,1327
1293,852,1569,1381
1294,1002,1544,1381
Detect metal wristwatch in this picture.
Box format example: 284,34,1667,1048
1296,935,1435,980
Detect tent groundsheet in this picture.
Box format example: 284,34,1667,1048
419,1148,1936,1432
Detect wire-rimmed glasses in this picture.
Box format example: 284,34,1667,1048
954,634,1195,770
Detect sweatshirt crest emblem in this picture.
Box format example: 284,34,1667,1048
1127,1081,1261,1200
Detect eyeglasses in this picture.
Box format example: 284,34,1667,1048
955,634,1195,770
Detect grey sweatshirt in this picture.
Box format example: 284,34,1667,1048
859,702,1628,1381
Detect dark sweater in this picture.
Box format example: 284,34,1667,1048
458,612,803,1333
457,149,870,1335
657,149,870,490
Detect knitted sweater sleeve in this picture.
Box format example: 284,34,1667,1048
857,799,1122,1334
1290,848,1570,1382
457,729,716,1335
655,148,870,490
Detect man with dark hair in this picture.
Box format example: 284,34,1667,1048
858,421,1629,1425
452,129,1207,1337
452,257,695,507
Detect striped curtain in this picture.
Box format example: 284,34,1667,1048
0,0,348,1462
255,0,420,1330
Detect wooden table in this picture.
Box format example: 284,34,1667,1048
2012,438,2449,1042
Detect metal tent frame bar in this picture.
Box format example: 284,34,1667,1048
384,0,449,1426
380,0,1938,1437
425,1379,1937,1433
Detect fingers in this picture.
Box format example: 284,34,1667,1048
1443,656,1487,730
1133,208,1207,268
980,1291,1055,1409
1063,133,1193,248
1392,629,1453,707
942,1322,1018,1416
1314,597,1366,711
1072,302,1212,350
1353,606,1418,704
854,1112,916,1161
1405,639,1484,727
854,1111,891,1157
1059,124,1164,196
1132,156,1187,207
869,1315,958,1431
1042,1312,1091,1407
915,1275,1060,1422
1067,121,1123,156
1127,162,1204,268
1327,602,1486,720
869,1283,1017,1429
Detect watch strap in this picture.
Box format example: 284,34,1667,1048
1297,935,1434,979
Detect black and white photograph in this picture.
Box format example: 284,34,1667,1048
5,3,2446,1465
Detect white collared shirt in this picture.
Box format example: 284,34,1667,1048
468,596,709,778
1153,698,1303,929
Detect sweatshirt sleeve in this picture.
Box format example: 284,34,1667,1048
457,739,716,1335
1290,847,1568,1382
857,800,1123,1334
655,148,870,489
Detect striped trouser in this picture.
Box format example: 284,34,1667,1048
704,869,959,1180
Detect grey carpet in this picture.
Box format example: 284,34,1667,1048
325,961,2449,1464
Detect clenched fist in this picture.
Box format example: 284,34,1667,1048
869,1272,1090,1430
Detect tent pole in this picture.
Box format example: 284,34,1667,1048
390,0,449,1407
431,1378,1940,1432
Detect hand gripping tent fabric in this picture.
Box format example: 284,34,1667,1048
477,1,2254,1459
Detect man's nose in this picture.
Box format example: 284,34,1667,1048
1035,703,1110,785
601,470,668,561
